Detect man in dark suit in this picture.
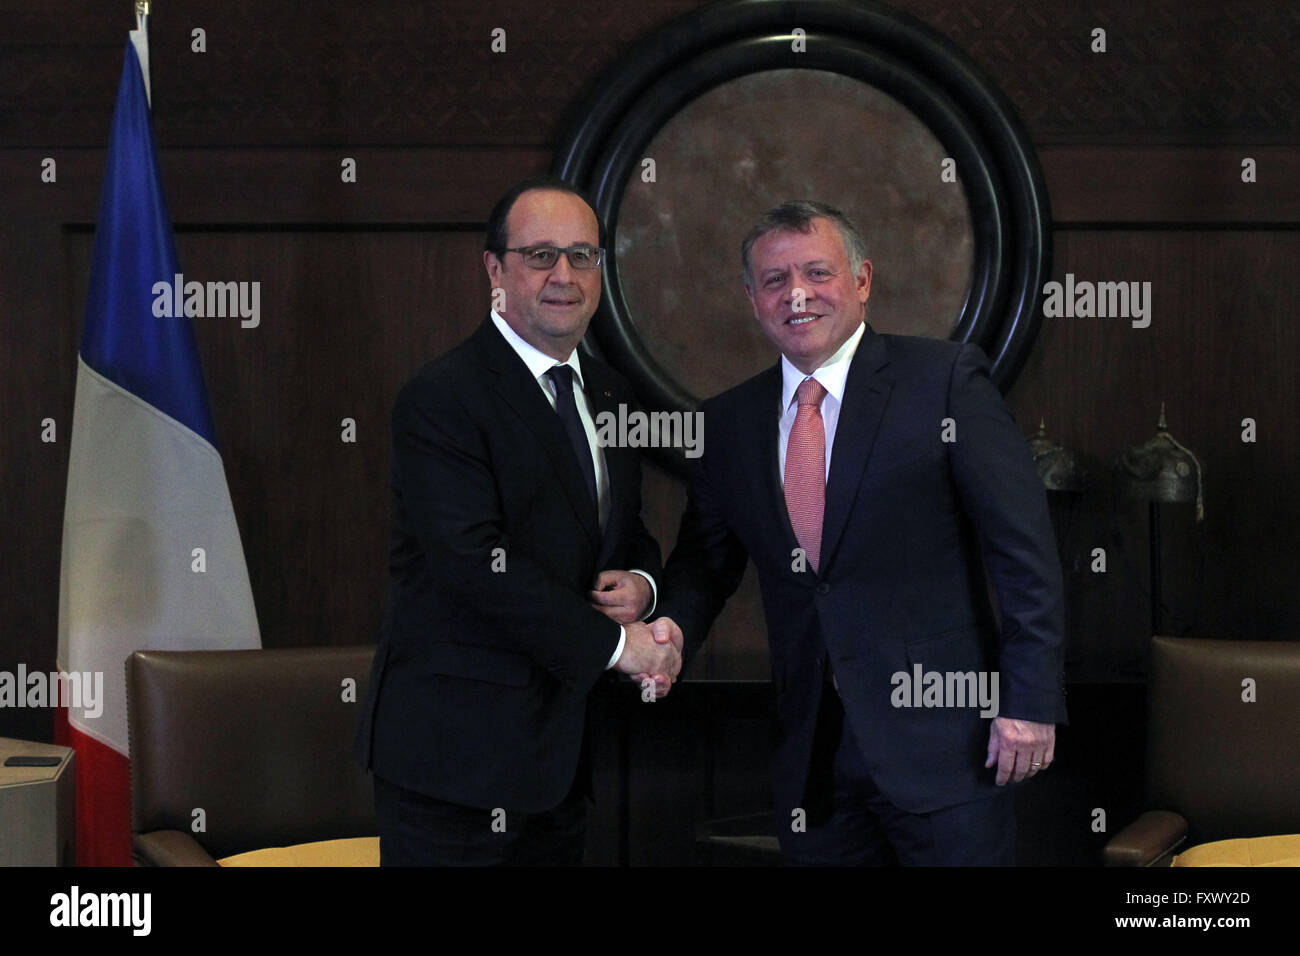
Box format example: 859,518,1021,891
356,177,682,866
658,200,1066,865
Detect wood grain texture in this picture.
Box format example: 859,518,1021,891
4,1,1298,148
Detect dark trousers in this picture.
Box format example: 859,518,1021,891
779,688,1016,866
374,775,591,866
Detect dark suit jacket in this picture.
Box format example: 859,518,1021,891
355,318,661,813
660,326,1066,815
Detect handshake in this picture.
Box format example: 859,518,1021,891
587,570,684,697
615,618,683,697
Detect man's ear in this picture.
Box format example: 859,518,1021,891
856,259,873,302
483,249,503,285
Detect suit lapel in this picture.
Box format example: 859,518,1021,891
750,363,804,562
820,327,893,575
473,320,601,553
584,361,626,569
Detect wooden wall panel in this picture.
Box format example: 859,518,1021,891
6,146,1299,225
0,148,555,223
1007,230,1300,679
5,1,1298,148
0,224,80,745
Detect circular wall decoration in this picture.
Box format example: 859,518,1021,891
555,0,1051,474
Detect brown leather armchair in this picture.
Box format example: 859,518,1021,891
127,645,377,866
1104,636,1300,866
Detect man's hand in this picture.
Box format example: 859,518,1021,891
589,570,653,625
985,717,1055,785
649,617,683,654
630,617,683,698
614,620,681,697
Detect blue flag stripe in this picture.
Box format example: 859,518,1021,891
79,42,217,446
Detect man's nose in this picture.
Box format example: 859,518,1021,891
549,253,574,282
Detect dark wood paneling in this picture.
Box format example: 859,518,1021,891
8,146,1300,228
5,1,1298,148
912,0,1300,145
1007,230,1300,679
0,0,703,148
1044,147,1300,224
0,148,552,223
0,224,79,744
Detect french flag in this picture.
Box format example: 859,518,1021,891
56,25,260,866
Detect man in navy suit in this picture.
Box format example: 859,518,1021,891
658,200,1066,865
356,177,681,865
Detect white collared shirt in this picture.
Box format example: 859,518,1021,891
489,311,656,668
778,322,866,482
490,310,612,531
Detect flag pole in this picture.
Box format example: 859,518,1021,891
129,1,151,107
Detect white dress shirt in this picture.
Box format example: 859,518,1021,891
489,311,656,668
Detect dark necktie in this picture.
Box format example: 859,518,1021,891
546,365,598,505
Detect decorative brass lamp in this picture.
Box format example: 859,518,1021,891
1112,404,1204,634
1029,419,1086,493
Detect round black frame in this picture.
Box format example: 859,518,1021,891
555,0,1050,474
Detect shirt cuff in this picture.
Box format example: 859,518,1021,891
629,569,657,620
606,626,627,670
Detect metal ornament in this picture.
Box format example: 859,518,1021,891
1113,403,1204,521
1028,419,1086,493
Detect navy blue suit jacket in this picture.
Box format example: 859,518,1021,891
355,318,662,813
660,326,1066,815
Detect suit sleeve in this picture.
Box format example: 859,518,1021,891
618,460,664,603
659,403,750,670
946,344,1068,725
392,374,621,692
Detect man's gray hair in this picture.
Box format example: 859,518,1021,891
741,200,868,286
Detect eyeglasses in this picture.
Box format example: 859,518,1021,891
503,245,605,270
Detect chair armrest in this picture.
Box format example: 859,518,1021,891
1103,810,1188,866
133,830,221,867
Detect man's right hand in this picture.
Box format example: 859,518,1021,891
614,620,682,694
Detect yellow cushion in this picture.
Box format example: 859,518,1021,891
218,836,379,867
1172,834,1300,867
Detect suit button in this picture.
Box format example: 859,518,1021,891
816,582,830,595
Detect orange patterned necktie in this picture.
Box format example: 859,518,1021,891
784,377,827,572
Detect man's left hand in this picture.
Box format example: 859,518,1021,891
985,717,1055,785
588,570,653,625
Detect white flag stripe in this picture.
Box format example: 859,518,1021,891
58,356,260,753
